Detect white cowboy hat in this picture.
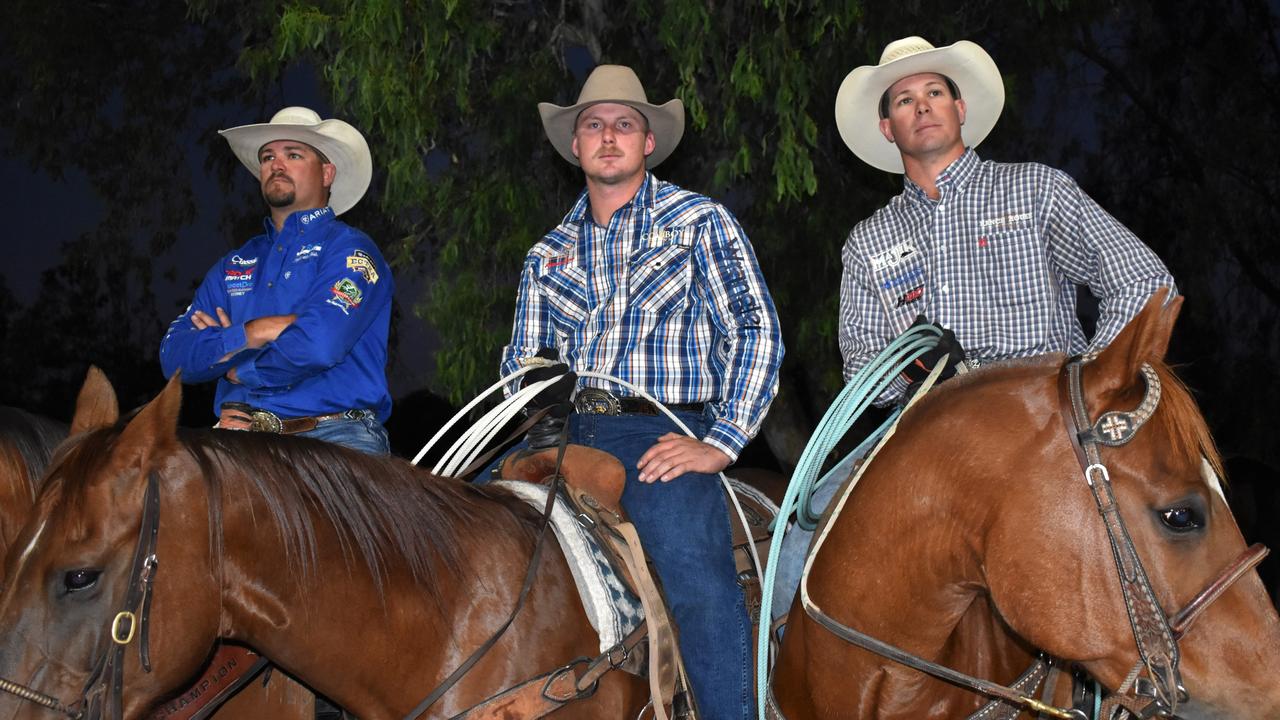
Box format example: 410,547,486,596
538,65,685,169
835,37,1004,174
219,107,372,215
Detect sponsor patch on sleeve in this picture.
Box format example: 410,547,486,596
327,278,364,315
346,250,379,284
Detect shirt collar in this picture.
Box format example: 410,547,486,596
565,172,657,226
903,148,980,204
264,205,336,240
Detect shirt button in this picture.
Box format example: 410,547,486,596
941,284,949,294
276,245,283,252
267,282,274,287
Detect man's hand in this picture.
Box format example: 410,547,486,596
190,307,231,331
636,433,731,483
245,314,298,348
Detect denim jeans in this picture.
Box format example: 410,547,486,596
571,411,754,720
296,413,390,455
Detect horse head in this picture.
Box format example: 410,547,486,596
0,372,221,719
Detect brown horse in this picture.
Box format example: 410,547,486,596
0,374,315,720
0,369,646,719
772,293,1280,719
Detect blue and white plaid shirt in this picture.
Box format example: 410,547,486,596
502,173,784,460
840,149,1176,404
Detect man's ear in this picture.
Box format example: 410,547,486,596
956,97,967,126
322,162,337,189
879,117,896,144
644,130,656,157
571,134,581,161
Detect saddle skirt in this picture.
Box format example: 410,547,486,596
494,480,644,652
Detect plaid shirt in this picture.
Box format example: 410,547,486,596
502,173,784,460
840,149,1176,404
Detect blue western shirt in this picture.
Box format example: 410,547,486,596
501,173,784,461
839,149,1176,404
160,206,393,422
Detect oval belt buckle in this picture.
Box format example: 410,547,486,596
575,388,620,416
250,410,283,433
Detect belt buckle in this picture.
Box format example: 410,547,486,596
249,409,283,433
574,387,620,416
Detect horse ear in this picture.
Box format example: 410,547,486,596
1086,288,1182,398
70,365,120,434
117,372,184,457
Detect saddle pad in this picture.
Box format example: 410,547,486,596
495,481,644,652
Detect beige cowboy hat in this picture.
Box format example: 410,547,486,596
538,65,685,169
219,106,372,215
835,37,1004,174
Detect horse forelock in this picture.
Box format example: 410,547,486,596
176,429,538,607
0,407,68,498
1150,362,1225,490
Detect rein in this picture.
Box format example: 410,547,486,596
782,357,1268,720
0,471,162,720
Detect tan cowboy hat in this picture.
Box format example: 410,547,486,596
538,65,685,169
219,107,372,215
835,37,1004,174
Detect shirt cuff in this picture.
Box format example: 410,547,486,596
232,357,264,390
220,323,248,359
703,420,749,463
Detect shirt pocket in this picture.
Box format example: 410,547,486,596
536,261,590,327
629,243,693,316
977,229,1054,307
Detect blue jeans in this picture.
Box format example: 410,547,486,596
769,450,860,625
571,411,754,720
297,414,390,455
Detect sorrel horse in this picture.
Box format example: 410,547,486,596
0,374,314,720
0,369,647,719
771,293,1280,719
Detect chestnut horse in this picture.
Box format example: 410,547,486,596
0,369,646,719
772,293,1280,719
0,378,315,720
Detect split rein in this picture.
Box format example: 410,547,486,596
0,472,162,720
792,357,1267,720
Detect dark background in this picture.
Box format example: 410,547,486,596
0,2,1276,599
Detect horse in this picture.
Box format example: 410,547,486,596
0,368,648,719
771,291,1280,719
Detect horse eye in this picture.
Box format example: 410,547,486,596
1159,506,1203,532
64,569,100,593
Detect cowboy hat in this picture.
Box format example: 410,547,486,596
538,65,685,169
835,37,1004,174
219,107,372,215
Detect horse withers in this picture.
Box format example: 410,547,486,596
0,370,648,719
772,291,1280,719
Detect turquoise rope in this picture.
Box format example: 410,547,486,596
756,325,942,719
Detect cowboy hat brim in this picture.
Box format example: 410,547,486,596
538,98,685,169
835,40,1004,174
219,117,372,216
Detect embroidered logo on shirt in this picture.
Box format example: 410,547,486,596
224,268,255,297
978,211,1032,230
870,242,919,271
896,285,924,307
230,254,258,267
327,278,363,315
639,227,693,245
881,267,925,291
294,244,323,261
299,207,332,225
545,255,574,270
346,250,379,284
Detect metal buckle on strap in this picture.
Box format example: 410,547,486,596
248,409,283,433
574,387,622,416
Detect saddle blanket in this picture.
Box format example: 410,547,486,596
494,481,644,652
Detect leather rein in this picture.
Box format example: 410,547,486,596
0,471,162,720
788,358,1267,720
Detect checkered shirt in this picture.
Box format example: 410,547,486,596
501,173,784,460
840,149,1176,404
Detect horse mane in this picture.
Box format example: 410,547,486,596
47,425,541,606
0,407,68,499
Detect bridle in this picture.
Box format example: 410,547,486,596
782,357,1268,720
0,471,161,720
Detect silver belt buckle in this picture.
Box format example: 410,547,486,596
574,387,620,415
249,409,283,433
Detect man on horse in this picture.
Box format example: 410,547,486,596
498,64,784,720
159,107,394,455
771,37,1177,620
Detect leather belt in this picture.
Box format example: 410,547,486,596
573,387,704,416
220,403,374,434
